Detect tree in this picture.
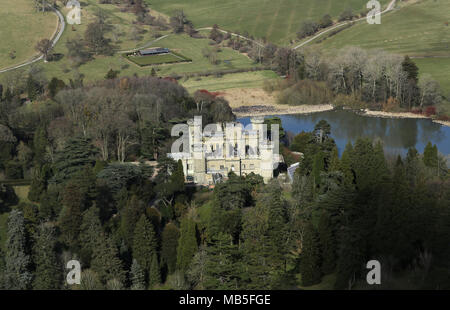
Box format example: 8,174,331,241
204,233,241,289
319,14,333,28
161,222,180,274
297,21,319,39
105,68,119,79
35,39,52,61
3,210,32,289
133,215,158,274
120,195,146,247
318,212,336,275
66,35,91,65
47,77,66,98
90,233,126,285
51,137,96,184
418,74,442,108
148,252,161,288
58,182,84,251
423,142,438,169
186,246,208,289
33,223,61,289
402,56,419,83
130,259,145,290
299,223,321,286
177,217,198,271
79,206,103,266
84,22,112,55
209,24,223,43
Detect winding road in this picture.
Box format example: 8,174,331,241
1,1,397,73
0,5,66,74
293,0,397,50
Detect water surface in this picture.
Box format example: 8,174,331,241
238,110,450,159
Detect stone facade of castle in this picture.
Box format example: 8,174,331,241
169,116,282,185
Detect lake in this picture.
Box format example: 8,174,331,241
238,110,450,160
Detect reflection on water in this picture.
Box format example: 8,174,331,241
238,110,450,157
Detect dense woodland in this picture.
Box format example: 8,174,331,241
0,0,449,291
0,72,449,290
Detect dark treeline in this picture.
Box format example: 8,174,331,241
1,75,449,289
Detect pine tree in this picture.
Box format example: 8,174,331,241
402,55,419,83
33,223,61,289
3,210,32,289
148,252,161,288
132,215,158,274
266,183,287,276
318,212,336,275
423,142,438,168
176,217,198,271
312,151,325,192
120,195,146,247
204,233,241,289
91,233,126,286
80,269,103,290
341,141,354,186
33,125,48,165
329,146,340,172
51,136,96,184
161,222,180,274
58,182,84,251
79,206,103,266
130,259,145,290
299,223,321,286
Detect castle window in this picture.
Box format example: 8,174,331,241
250,164,255,170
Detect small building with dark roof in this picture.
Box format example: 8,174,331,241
138,47,170,56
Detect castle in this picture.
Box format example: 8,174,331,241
169,116,282,185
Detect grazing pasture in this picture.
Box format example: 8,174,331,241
147,0,389,44
0,0,57,69
316,0,450,56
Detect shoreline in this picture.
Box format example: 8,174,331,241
360,109,450,127
233,104,334,118
221,88,450,127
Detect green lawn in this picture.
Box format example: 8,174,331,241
0,0,57,69
180,70,279,93
147,0,389,44
316,0,450,56
414,57,450,96
124,52,191,66
25,0,260,82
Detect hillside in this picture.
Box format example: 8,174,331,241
313,0,450,110
0,0,57,69
147,0,390,44
30,0,261,84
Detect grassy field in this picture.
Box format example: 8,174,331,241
316,0,450,56
24,0,262,82
0,0,57,69
414,57,450,96
147,0,389,44
180,70,279,92
124,51,191,66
